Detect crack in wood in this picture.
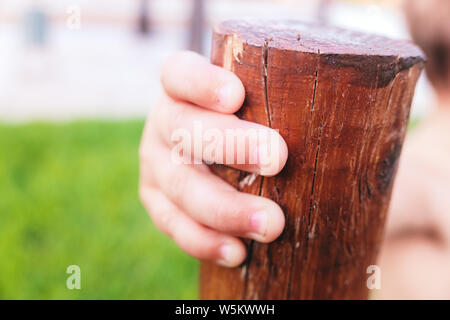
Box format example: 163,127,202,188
242,174,265,299
243,39,273,299
307,67,322,227
287,64,321,299
262,39,272,128
308,127,322,222
310,70,319,119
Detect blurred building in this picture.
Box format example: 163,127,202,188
0,0,434,121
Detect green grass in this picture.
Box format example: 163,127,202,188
0,120,198,299
0,116,422,300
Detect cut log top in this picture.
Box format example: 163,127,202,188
215,20,425,58
214,20,425,87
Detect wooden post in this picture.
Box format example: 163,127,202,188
200,20,425,300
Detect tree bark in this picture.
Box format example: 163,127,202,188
200,20,425,300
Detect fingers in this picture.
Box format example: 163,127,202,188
154,96,288,176
141,140,286,243
142,50,288,269
161,51,245,113
140,186,247,267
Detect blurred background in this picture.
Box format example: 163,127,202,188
0,0,437,299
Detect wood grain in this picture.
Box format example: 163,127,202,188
200,20,425,300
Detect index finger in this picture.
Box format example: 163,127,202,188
161,51,245,114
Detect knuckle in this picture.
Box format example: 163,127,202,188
161,51,193,84
160,56,174,85
169,170,189,204
139,123,160,164
139,188,174,237
145,199,178,238
193,244,216,261
149,95,170,128
171,105,187,131
158,212,177,237
148,107,160,126
149,105,164,130
212,200,245,232
212,204,226,228
139,186,157,216
139,139,155,168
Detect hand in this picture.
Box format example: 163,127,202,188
139,51,288,267
376,108,450,299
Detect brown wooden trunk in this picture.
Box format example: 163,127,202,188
200,20,425,300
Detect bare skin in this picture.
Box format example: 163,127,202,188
140,51,450,298
375,106,450,299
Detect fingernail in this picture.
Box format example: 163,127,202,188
258,144,270,167
217,244,234,267
250,211,268,236
217,84,234,109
